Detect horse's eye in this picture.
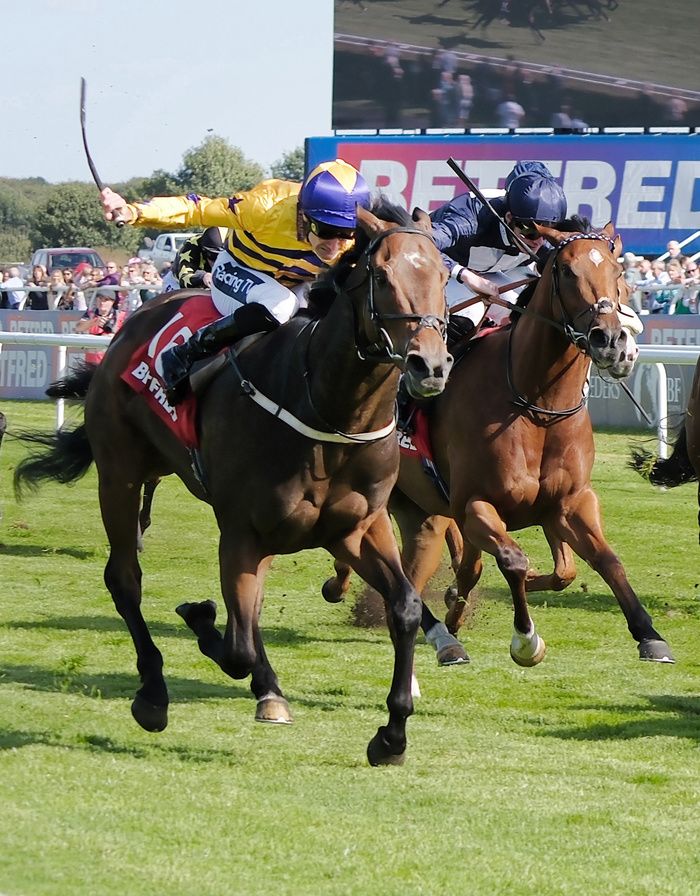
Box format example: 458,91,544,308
559,264,575,279
374,268,389,287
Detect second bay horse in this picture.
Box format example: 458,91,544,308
326,219,674,665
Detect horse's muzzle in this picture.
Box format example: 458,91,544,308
404,349,454,397
588,325,638,379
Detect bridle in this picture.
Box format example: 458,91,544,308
507,230,621,419
549,231,619,354
339,226,448,367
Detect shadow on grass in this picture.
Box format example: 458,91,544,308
0,663,247,702
543,694,700,742
7,613,383,649
0,543,96,560
0,726,254,764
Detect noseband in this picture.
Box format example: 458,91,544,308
342,226,448,367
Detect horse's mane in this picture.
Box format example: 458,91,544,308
307,197,414,316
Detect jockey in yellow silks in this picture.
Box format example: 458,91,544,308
100,159,371,404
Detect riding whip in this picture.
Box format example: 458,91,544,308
80,77,124,228
445,157,539,263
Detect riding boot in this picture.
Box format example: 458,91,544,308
161,302,280,405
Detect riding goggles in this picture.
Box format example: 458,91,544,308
307,218,356,241
513,219,554,239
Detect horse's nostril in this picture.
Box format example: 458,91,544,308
588,327,610,350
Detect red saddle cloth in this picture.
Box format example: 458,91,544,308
397,407,434,462
120,294,220,448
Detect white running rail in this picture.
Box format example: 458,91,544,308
0,333,699,453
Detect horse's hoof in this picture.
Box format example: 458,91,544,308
255,694,293,724
437,644,471,666
366,731,406,767
176,599,217,626
444,583,459,606
510,629,546,667
638,639,675,663
321,577,345,603
131,694,168,732
425,622,470,666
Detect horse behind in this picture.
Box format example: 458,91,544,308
14,201,453,766
366,220,673,665
630,356,700,541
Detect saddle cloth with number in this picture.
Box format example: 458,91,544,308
120,294,220,448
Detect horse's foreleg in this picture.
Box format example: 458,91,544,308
333,510,421,766
461,499,546,666
178,536,292,721
444,538,483,635
557,489,674,662
99,474,168,732
525,527,577,592
391,496,469,666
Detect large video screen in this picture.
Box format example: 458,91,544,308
333,1,699,131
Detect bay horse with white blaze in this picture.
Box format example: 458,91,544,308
14,201,453,766
326,219,674,665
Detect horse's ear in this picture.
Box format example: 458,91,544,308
411,207,432,231
603,221,622,256
356,205,384,240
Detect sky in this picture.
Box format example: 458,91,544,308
1,0,334,184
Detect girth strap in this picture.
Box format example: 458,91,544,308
226,350,396,445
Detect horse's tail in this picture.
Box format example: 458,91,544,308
14,424,94,498
45,359,98,399
13,361,98,498
628,420,698,488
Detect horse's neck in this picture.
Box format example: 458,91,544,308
305,301,398,433
511,281,589,408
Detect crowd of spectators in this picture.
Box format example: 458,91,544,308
624,241,700,317
0,258,165,314
334,43,698,132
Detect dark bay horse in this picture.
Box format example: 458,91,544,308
630,357,700,541
326,220,674,665
14,201,453,765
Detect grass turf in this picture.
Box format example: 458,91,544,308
1,400,699,896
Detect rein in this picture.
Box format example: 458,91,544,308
507,231,618,420
225,223,446,445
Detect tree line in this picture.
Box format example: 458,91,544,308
0,137,305,263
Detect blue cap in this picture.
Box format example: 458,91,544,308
300,159,371,228
506,161,567,223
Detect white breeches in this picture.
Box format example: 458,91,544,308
210,249,307,324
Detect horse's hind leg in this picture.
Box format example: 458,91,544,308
139,478,160,534
525,528,577,593
557,488,674,662
99,473,169,731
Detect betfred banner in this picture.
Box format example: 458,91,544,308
0,310,83,399
306,134,700,256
